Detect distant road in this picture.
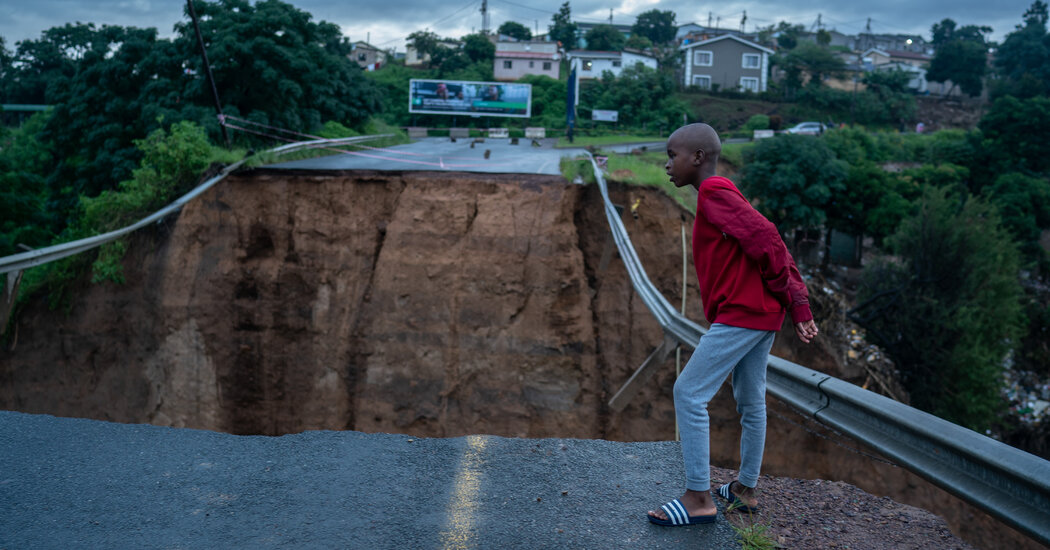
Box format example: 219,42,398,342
269,137,585,175
0,411,741,549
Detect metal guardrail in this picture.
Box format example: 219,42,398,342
586,153,1050,546
0,135,389,276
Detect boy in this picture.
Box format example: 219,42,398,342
648,123,819,526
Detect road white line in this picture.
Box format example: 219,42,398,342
439,435,487,549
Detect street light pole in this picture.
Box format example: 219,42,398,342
186,0,231,149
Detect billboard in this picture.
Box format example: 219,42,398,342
409,79,532,118
592,109,619,122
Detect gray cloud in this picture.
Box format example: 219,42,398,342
0,0,1037,54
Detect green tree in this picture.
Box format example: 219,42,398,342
462,32,495,64
927,19,991,97
740,134,848,232
497,21,532,41
779,42,845,89
993,1,1050,98
625,34,653,50
549,2,578,49
852,186,1025,431
408,30,442,67
821,128,913,249
585,24,626,51
773,21,805,50
518,74,566,127
0,112,56,257
583,63,685,131
980,95,1050,173
862,69,918,127
631,9,676,45
985,172,1050,263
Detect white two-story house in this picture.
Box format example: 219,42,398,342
566,49,658,80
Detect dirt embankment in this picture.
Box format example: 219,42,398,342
0,169,1039,549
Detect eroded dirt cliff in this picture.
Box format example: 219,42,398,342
0,169,1038,549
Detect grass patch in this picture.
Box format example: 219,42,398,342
726,500,778,550
559,156,597,184
248,121,411,168
720,142,754,171
555,134,664,148
605,152,695,211
559,150,695,211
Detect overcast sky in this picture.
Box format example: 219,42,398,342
0,0,1037,53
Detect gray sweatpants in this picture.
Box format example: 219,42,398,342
673,323,776,491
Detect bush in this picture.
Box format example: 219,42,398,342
853,186,1025,431
742,114,770,132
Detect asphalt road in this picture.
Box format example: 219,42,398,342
0,411,741,549
269,137,580,175
267,137,672,175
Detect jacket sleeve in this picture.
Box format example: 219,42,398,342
700,188,813,323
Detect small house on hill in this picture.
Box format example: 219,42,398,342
494,41,560,81
566,49,657,80
680,34,773,92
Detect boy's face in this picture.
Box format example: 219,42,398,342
665,135,699,188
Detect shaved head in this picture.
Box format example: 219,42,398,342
665,123,722,188
669,123,721,158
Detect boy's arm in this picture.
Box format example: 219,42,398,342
699,188,814,324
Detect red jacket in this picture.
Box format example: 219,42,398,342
693,176,813,331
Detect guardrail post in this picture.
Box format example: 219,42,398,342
609,334,678,412
1,269,23,337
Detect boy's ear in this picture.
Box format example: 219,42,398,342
693,148,706,165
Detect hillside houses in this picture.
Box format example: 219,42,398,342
378,16,960,98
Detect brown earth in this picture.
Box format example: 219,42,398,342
0,169,1041,549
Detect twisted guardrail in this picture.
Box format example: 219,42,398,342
586,153,1050,546
0,135,389,276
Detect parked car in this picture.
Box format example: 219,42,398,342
785,122,826,135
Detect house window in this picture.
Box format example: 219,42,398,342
358,53,367,61
740,77,760,92
543,61,552,70
694,50,713,66
612,60,621,67
503,60,513,69
529,61,535,68
583,60,593,71
742,53,760,68
692,75,711,89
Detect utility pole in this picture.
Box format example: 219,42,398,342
480,0,489,34
609,8,613,24
186,0,230,148
708,12,712,27
740,10,747,33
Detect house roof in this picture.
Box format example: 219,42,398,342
494,51,558,60
886,49,931,61
679,33,773,54
567,49,656,60
862,48,890,58
352,41,383,51
576,22,633,32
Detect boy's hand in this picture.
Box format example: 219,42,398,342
794,320,819,343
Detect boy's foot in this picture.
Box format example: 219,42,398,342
647,490,717,525
716,480,759,513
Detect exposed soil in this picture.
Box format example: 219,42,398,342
0,169,1041,549
709,466,973,550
